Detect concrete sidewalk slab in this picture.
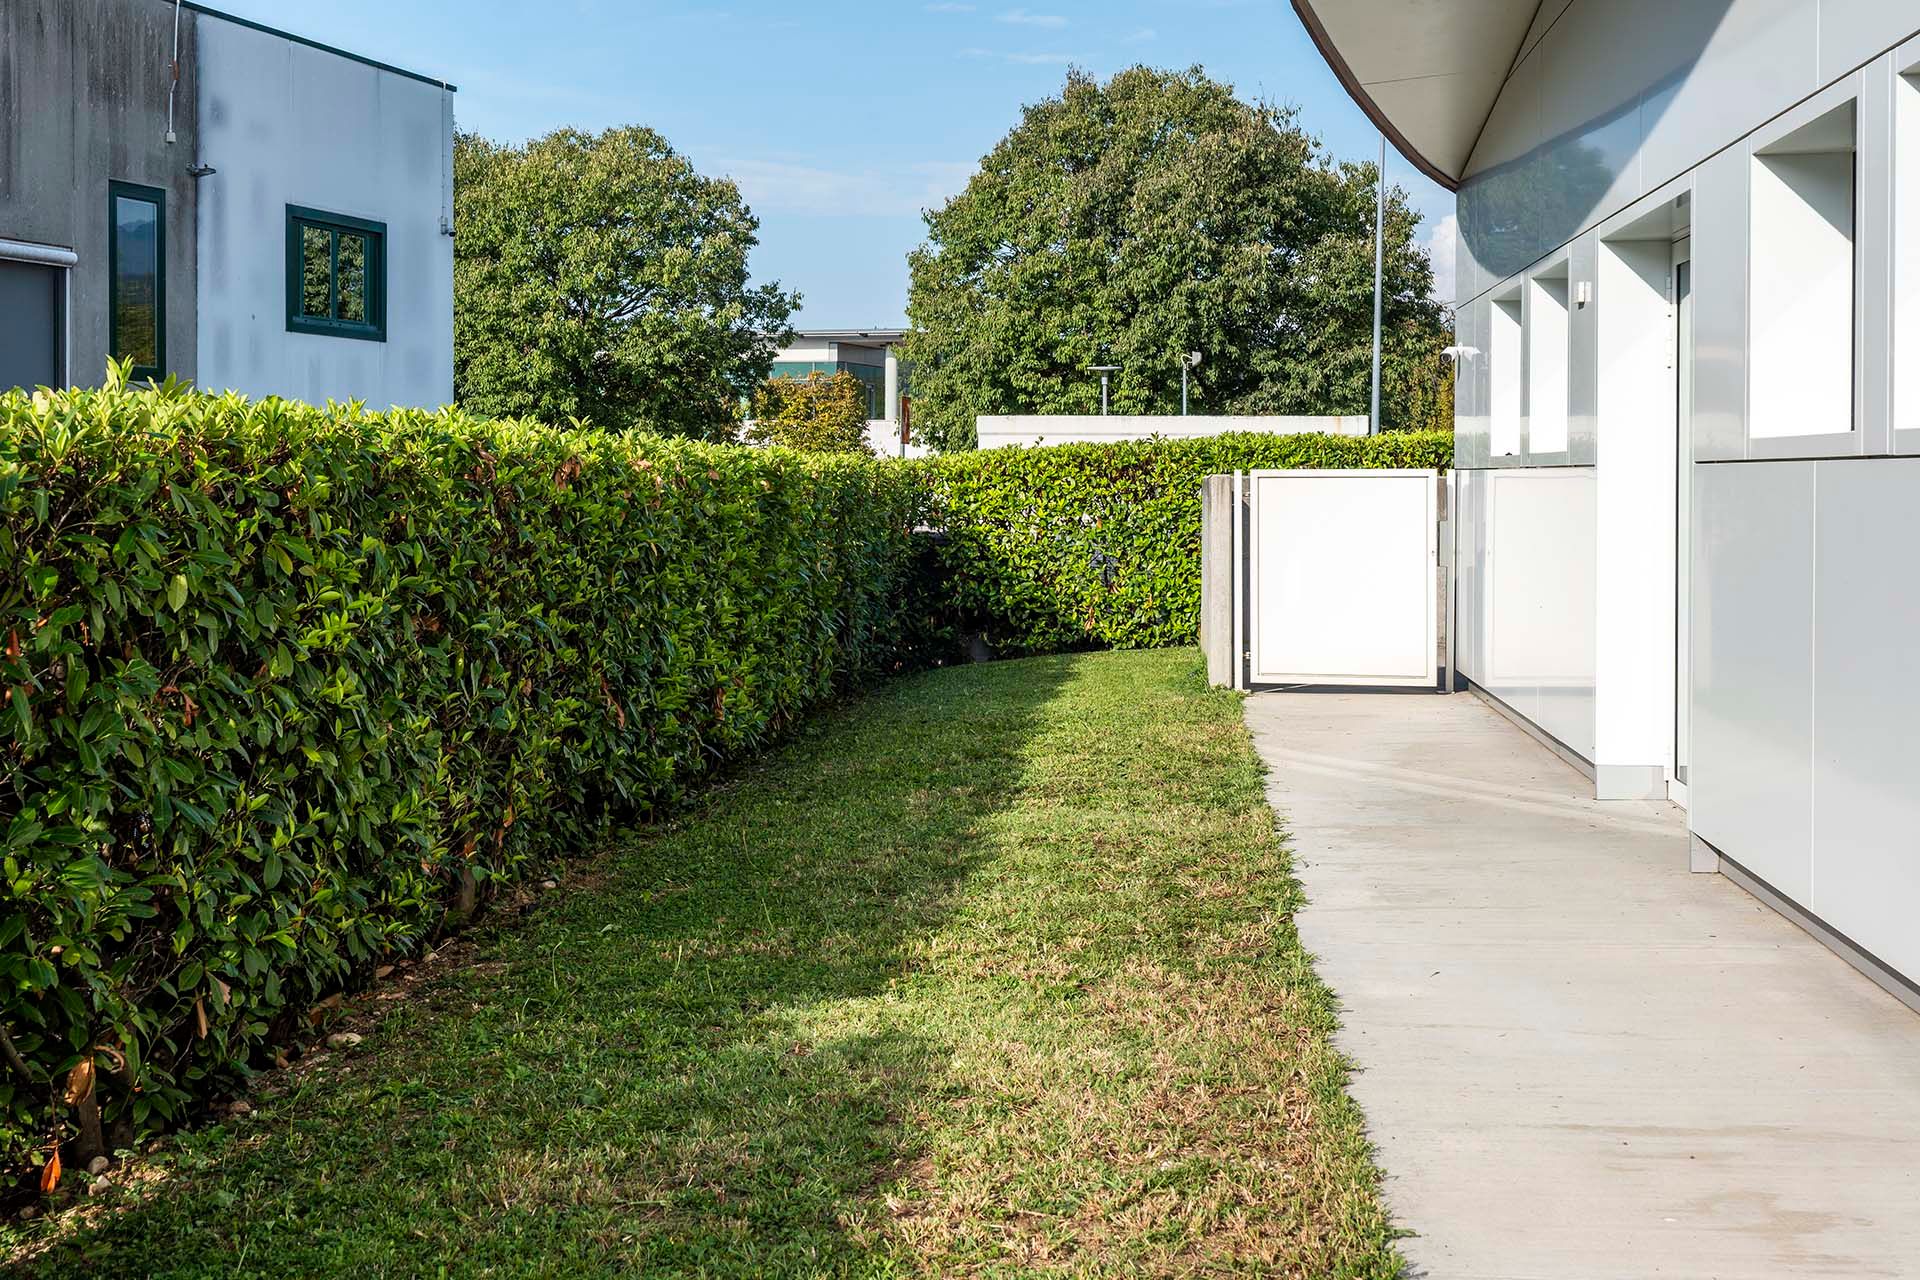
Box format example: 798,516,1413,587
1245,691,1920,1280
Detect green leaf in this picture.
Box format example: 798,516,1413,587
168,574,189,613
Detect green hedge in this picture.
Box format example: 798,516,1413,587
0,377,922,1168
925,430,1453,653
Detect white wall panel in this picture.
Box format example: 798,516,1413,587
1566,232,1601,465
1818,0,1920,86
1453,0,1915,311
1691,461,1813,903
1485,468,1597,758
1811,459,1920,980
1456,298,1490,470
196,19,454,409
1858,58,1895,456
1893,55,1920,441
1691,147,1752,460
1453,468,1486,684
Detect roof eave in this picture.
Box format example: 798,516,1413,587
1290,0,1462,192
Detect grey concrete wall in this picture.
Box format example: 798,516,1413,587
0,0,199,385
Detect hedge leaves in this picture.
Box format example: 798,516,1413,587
0,379,920,1167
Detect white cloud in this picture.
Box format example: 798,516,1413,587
1424,212,1458,306
725,158,975,218
1123,26,1158,42
925,2,976,10
997,8,1068,27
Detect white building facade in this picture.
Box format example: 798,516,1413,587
1299,0,1920,1004
193,6,455,409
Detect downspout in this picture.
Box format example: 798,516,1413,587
165,0,182,144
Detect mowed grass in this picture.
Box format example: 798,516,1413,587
5,649,1401,1278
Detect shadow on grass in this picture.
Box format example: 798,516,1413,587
13,658,1079,1279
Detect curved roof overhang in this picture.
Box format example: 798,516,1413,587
1291,0,1557,190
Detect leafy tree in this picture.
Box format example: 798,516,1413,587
745,372,875,455
902,66,1452,450
454,127,799,439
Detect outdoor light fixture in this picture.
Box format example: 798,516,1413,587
1089,365,1121,415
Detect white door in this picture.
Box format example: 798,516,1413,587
1247,469,1440,688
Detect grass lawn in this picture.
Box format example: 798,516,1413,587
4,649,1400,1278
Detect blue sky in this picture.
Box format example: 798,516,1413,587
208,0,1457,327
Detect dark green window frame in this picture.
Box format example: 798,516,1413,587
285,206,387,342
108,181,167,382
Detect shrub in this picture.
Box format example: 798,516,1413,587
924,429,1453,653
746,372,874,456
0,374,922,1169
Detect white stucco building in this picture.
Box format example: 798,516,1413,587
193,5,455,409
1299,0,1920,1005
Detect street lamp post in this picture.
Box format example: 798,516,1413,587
1370,132,1386,436
1181,351,1202,416
1089,366,1120,415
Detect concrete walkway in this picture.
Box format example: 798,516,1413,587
1245,692,1920,1280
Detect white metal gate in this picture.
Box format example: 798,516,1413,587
1221,469,1442,690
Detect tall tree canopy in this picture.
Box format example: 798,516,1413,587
454,127,798,439
902,67,1451,450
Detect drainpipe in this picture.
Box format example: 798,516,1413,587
165,0,183,145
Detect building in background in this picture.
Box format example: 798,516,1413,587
769,328,921,457
1298,0,1920,1006
0,0,453,409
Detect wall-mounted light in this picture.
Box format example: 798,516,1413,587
1576,281,1592,308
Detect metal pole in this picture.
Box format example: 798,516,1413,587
1370,132,1385,437
1101,372,1110,415
1181,361,1189,416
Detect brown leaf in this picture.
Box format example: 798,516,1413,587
63,1058,95,1106
39,1149,61,1194
214,978,232,1008
4,629,18,661
553,457,582,490
194,998,209,1039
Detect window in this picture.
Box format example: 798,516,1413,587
109,182,165,381
286,206,386,341
1750,100,1855,440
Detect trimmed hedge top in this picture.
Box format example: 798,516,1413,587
924,430,1452,652
0,377,923,1169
